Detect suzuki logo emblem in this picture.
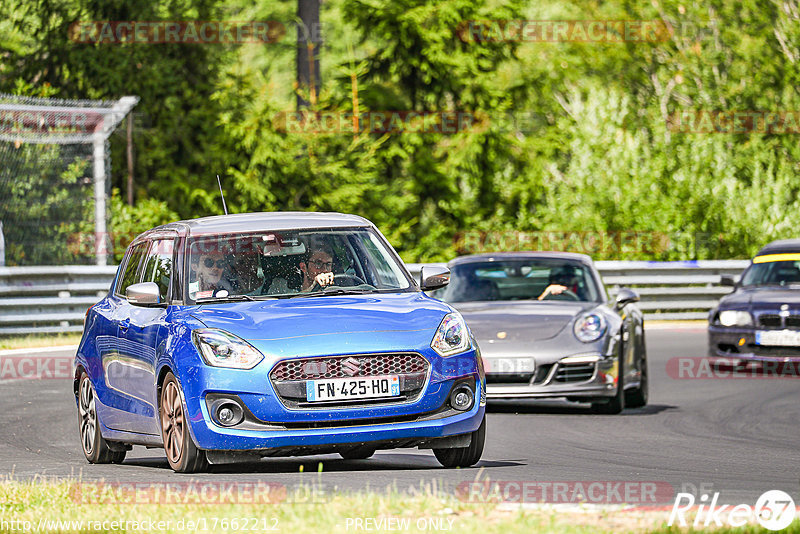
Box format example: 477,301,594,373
341,357,361,376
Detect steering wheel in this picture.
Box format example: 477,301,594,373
310,273,370,291
543,289,581,301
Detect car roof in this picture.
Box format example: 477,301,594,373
449,251,594,266
144,212,374,238
756,239,800,256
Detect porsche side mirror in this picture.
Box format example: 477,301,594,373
126,282,162,306
614,287,640,310
420,266,450,291
720,274,737,287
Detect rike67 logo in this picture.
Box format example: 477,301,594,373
669,490,796,531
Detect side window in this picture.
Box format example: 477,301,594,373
141,239,175,301
117,242,149,296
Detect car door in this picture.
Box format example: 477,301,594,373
107,237,176,435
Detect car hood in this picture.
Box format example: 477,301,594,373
183,292,452,358
720,288,800,311
450,301,597,342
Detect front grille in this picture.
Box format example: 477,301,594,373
553,362,596,383
270,353,429,409
759,314,782,328
785,316,800,328
271,353,427,381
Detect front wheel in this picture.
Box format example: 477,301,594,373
625,352,648,408
77,372,126,464
160,372,207,473
433,416,486,468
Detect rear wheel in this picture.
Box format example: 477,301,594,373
160,373,207,473
77,372,126,464
433,416,486,468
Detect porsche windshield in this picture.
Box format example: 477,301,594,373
186,228,411,302
434,260,601,303
741,260,800,287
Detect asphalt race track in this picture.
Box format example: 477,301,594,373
1,327,797,506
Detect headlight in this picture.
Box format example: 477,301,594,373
431,312,471,357
573,313,607,343
192,328,264,369
717,310,753,327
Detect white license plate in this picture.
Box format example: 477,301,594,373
306,375,400,402
755,330,800,346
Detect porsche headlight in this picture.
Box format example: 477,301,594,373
431,312,471,357
573,313,607,343
717,310,753,327
192,328,264,369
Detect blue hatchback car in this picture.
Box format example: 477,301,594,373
75,212,486,472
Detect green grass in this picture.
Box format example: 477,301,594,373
1,478,797,533
0,333,82,351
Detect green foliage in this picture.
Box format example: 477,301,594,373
2,0,800,263
109,189,179,262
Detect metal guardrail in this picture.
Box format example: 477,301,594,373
0,260,750,335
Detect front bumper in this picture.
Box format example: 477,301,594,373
484,353,619,400
708,326,800,362
176,348,485,451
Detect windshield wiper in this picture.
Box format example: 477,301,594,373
283,288,375,298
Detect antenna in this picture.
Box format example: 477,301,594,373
216,174,229,215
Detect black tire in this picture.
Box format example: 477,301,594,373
433,416,486,468
160,372,208,473
77,372,126,464
591,338,626,415
339,447,376,460
625,350,648,409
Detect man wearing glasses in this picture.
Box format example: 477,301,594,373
299,246,336,291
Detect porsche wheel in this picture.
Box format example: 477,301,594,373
625,352,648,408
77,372,126,464
160,372,207,473
433,416,485,468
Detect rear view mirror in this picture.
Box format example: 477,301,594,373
420,266,450,291
126,282,162,306
720,274,736,287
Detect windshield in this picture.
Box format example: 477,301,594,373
432,259,602,303
185,228,411,302
741,260,800,287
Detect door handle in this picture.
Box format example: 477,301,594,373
119,318,130,332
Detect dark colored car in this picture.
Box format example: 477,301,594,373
429,252,647,414
709,239,800,362
74,212,486,472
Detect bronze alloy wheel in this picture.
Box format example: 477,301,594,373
161,380,185,465
159,372,207,473
77,372,126,464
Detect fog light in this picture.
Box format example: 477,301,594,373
211,400,244,427
450,386,474,411
218,407,234,424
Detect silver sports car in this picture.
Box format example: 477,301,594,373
429,252,647,413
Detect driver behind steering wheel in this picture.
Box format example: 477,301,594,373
300,245,336,291
537,266,582,300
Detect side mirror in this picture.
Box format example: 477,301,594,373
720,274,736,287
420,265,450,291
614,287,640,310
126,282,162,306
